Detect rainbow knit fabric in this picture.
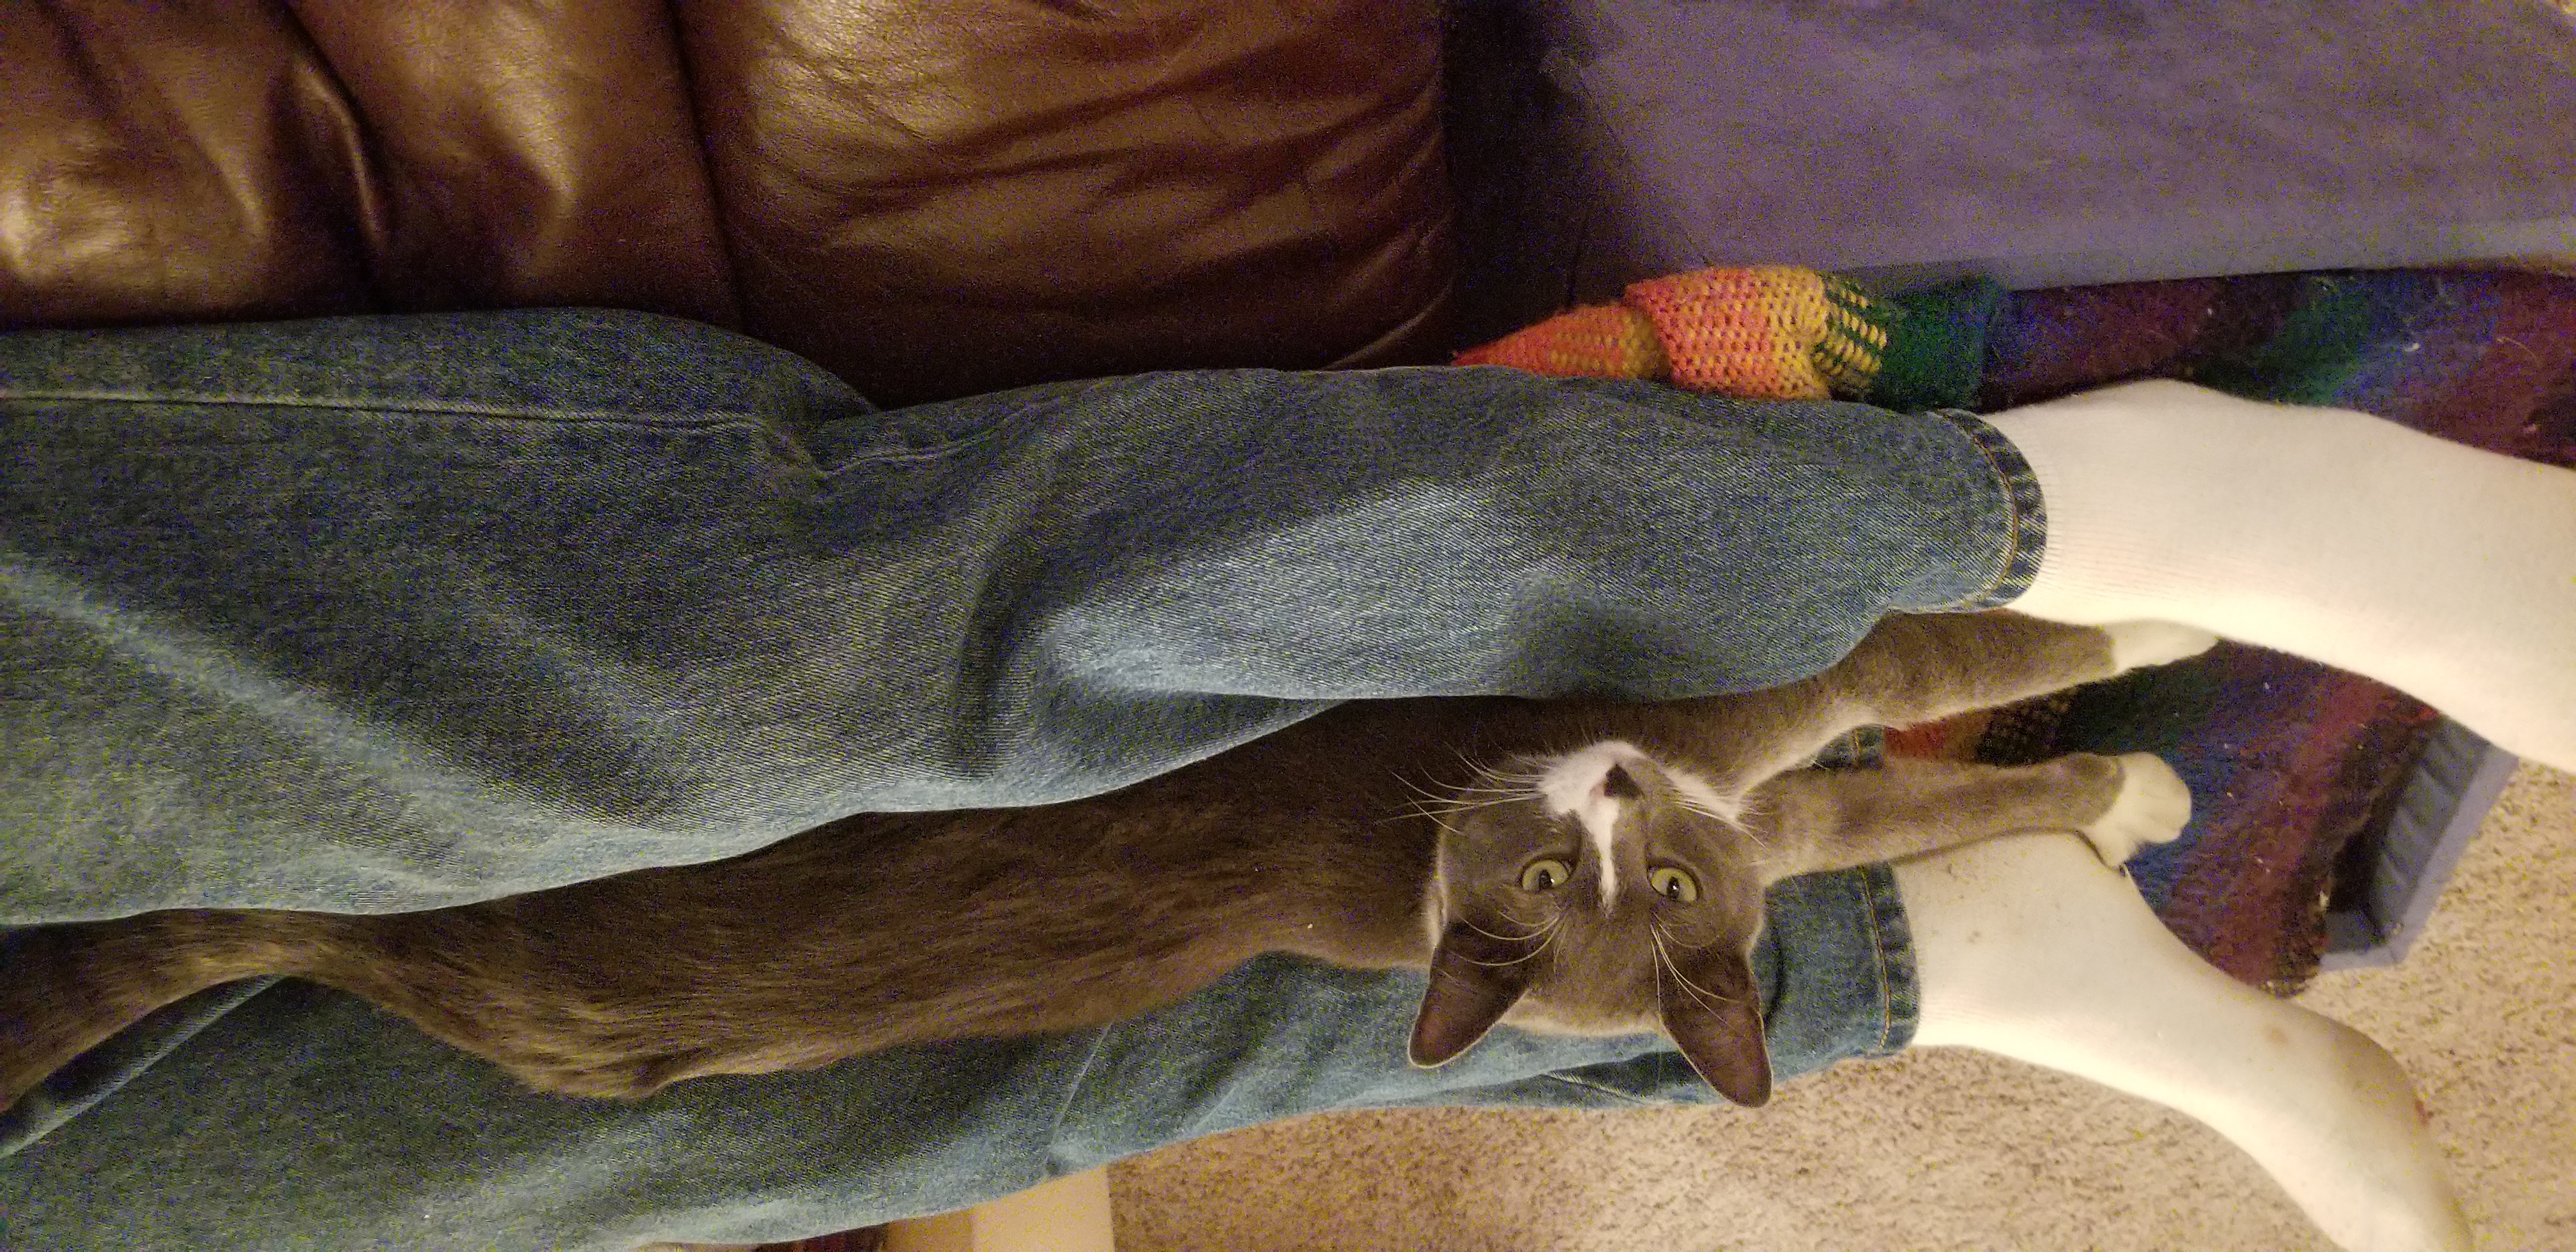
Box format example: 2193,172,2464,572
1455,265,2002,413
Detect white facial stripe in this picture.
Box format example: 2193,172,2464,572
1536,741,1647,909
1590,806,1619,910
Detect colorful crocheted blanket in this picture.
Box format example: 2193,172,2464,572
1460,266,2576,991
1455,264,2000,412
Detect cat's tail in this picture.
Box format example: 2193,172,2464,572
0,910,339,1115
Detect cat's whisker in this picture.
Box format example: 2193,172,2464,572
1650,928,1745,1011
1449,768,1547,796
1427,788,1538,809
1457,908,1562,945
1448,913,1560,968
1464,753,1551,788
1399,784,1493,816
1393,763,1552,823
1728,809,1783,857
1675,795,1752,830
1447,946,1551,970
1674,782,1764,833
1395,773,1455,804
1401,777,1535,819
1420,760,1542,798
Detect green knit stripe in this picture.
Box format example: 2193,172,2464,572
1862,276,2005,413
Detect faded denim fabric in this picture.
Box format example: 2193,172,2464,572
1,310,2029,1247
0,874,1913,1249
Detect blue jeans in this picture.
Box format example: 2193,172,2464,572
1,310,2039,1248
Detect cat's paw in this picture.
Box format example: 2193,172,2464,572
2101,621,2221,673
2079,752,2192,866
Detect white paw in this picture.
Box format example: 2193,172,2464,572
2080,752,2192,866
2101,620,2221,672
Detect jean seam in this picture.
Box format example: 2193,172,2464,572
1928,409,2048,610
816,408,1044,472
0,388,765,432
819,377,1126,471
1039,1027,1116,1175
1536,1072,1655,1106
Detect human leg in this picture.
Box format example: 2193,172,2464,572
1,310,1998,1201
4,311,2511,1251
1993,379,2576,773
4,313,2043,922
1897,832,2469,1252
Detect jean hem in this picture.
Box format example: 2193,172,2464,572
1929,408,2047,611
1858,862,1920,1056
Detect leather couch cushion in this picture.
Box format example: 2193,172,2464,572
683,0,1454,403
1,1,735,330
1,0,1452,402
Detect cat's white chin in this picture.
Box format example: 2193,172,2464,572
1496,1002,1658,1039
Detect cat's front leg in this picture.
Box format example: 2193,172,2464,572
1759,751,2186,882
1650,613,2214,791
1839,611,2218,731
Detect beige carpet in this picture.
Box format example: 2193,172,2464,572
1112,763,2576,1251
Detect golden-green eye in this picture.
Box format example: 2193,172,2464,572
1648,866,1700,903
1519,858,1574,892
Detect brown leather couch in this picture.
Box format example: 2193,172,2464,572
4,0,1457,405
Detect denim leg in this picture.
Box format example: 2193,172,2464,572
1,309,2024,1244
3,309,2037,920
0,869,1915,1251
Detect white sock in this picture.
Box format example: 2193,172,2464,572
1901,835,2470,1252
1988,379,2576,773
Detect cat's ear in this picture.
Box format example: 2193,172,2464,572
1659,944,1772,1107
1409,922,1537,1068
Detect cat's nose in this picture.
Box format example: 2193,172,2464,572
1602,763,1641,800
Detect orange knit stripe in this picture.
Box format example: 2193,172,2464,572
1451,304,1669,379
1621,266,1834,399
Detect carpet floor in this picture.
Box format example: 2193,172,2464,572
1112,763,2576,1251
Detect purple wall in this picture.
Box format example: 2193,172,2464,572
1447,0,2576,337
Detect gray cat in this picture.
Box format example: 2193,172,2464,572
0,611,2195,1111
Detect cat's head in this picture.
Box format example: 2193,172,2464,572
1413,740,1777,1106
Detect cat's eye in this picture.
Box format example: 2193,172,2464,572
1648,866,1700,903
1519,858,1574,892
